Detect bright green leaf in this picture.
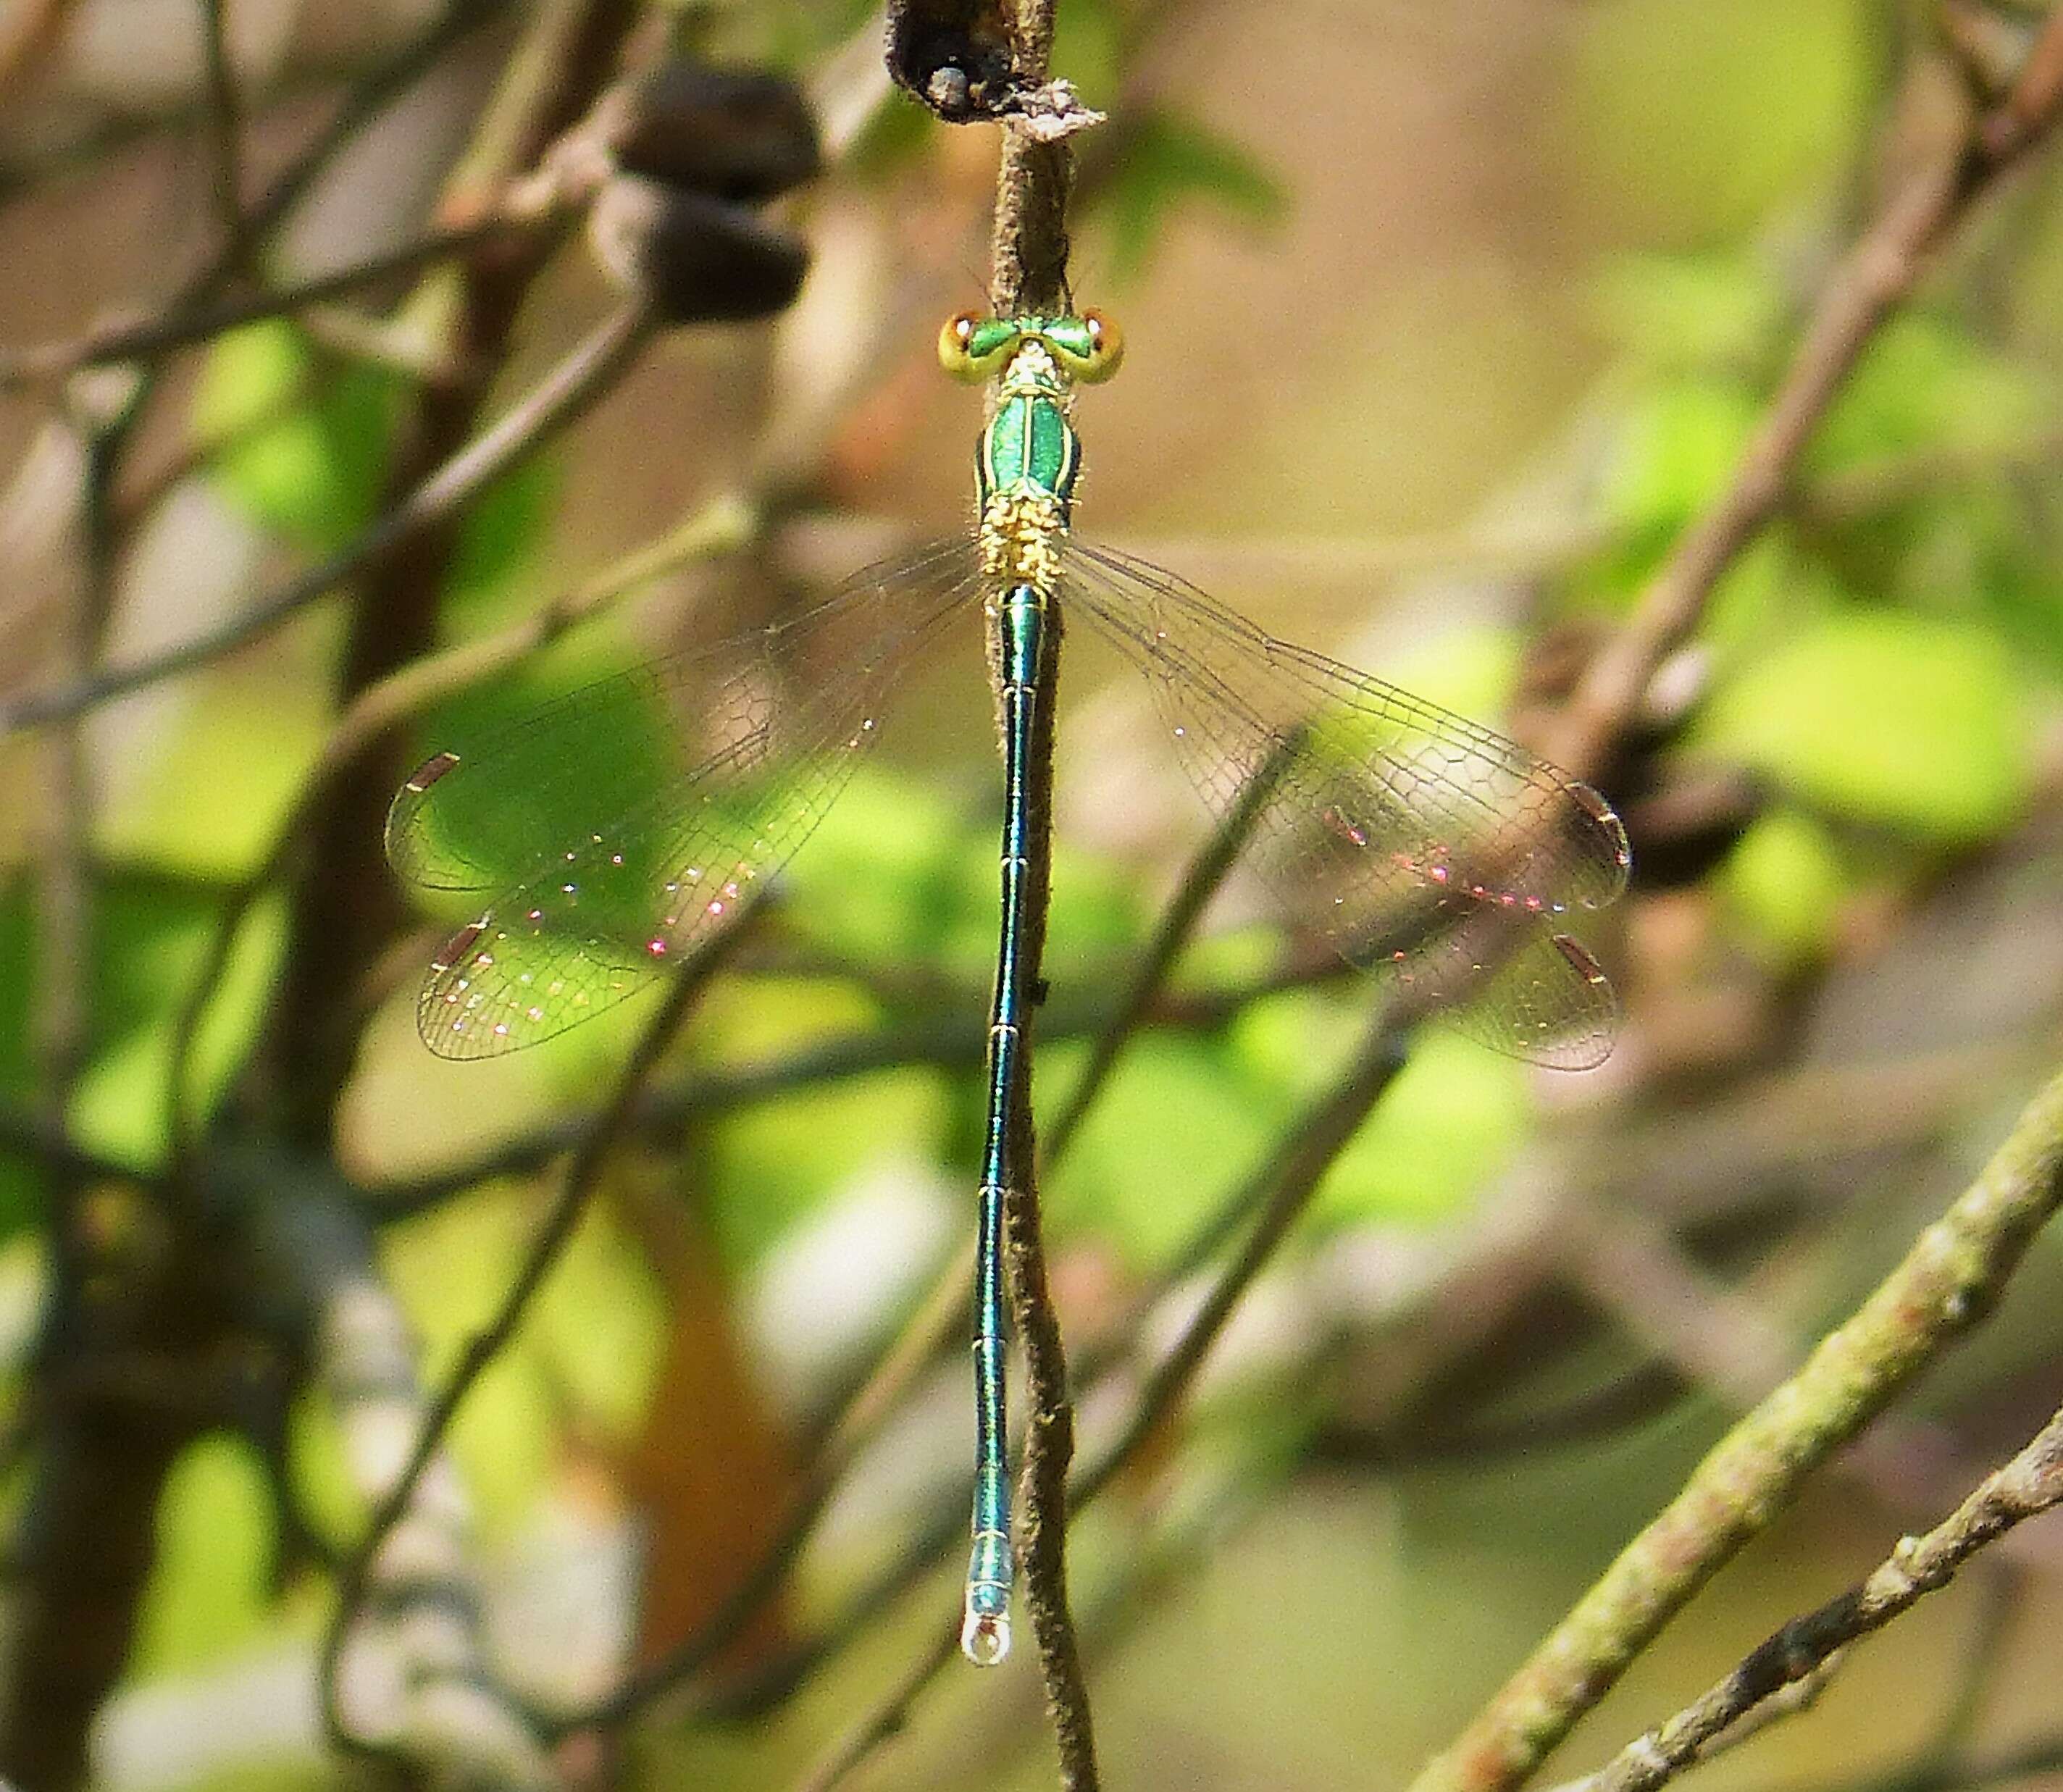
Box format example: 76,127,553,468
1602,380,1759,538
98,692,324,882
1811,312,2049,474
440,453,563,613
1307,1031,1531,1227
1586,249,1787,369
1050,0,1121,99
708,1068,952,1267
192,322,401,551
67,889,286,1171
1720,806,1849,966
1048,1034,1286,1266
1695,611,2030,841
131,1436,274,1676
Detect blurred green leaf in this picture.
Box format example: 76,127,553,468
1379,625,1523,721
380,1189,560,1532
99,692,324,882
131,1436,274,1676
787,769,972,968
708,1065,951,1267
1602,379,1759,548
1720,806,1849,966
288,1391,357,1554
192,322,401,552
1809,313,2049,474
1097,107,1288,284
440,452,563,615
1049,1033,1286,1266
1555,0,1862,239
1051,0,1121,99
1315,1039,1530,1223
1587,249,1788,370
532,1201,669,1439
0,885,37,1237
65,882,285,1171
1694,611,2030,841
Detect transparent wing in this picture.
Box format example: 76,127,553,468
1060,537,1629,1068
387,537,984,1059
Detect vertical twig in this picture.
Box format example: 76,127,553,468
783,1011,1408,1792
262,0,642,1146
984,0,1097,1781
196,0,245,254
0,372,133,1792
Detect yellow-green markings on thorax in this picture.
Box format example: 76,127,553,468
938,310,1123,589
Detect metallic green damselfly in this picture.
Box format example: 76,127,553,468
387,311,1631,1666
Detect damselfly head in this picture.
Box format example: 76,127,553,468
937,311,1124,385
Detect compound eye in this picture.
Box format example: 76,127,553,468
1050,309,1123,382
938,311,1016,382
1082,311,1123,377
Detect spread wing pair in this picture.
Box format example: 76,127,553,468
388,537,1629,1065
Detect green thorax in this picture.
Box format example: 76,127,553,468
976,332,1082,519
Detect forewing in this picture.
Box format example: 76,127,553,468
1061,538,1629,1065
388,539,984,1059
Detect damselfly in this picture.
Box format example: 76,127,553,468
386,310,1631,1665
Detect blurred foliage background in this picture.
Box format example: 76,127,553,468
4,0,2063,1789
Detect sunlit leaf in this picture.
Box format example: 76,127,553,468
1229,995,1533,1228
440,453,564,614
1586,249,1787,369
1306,1031,1531,1226
98,692,325,882
131,1436,274,1676
0,884,38,1238
1720,807,1849,966
532,1201,669,1439
1694,611,2030,841
1555,0,1862,238
1810,313,2049,473
66,884,285,1171
1048,1034,1286,1265
708,1067,951,1268
1050,0,1121,99
191,321,401,552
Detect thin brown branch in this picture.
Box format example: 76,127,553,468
1576,1402,2063,1792
317,913,747,1768
978,0,1101,1778
0,212,559,393
0,301,656,740
197,0,246,253
1410,1059,2063,1792
1544,10,2063,782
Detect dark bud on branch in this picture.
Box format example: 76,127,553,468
580,58,818,326
588,177,808,323
886,0,1024,122
599,61,820,203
